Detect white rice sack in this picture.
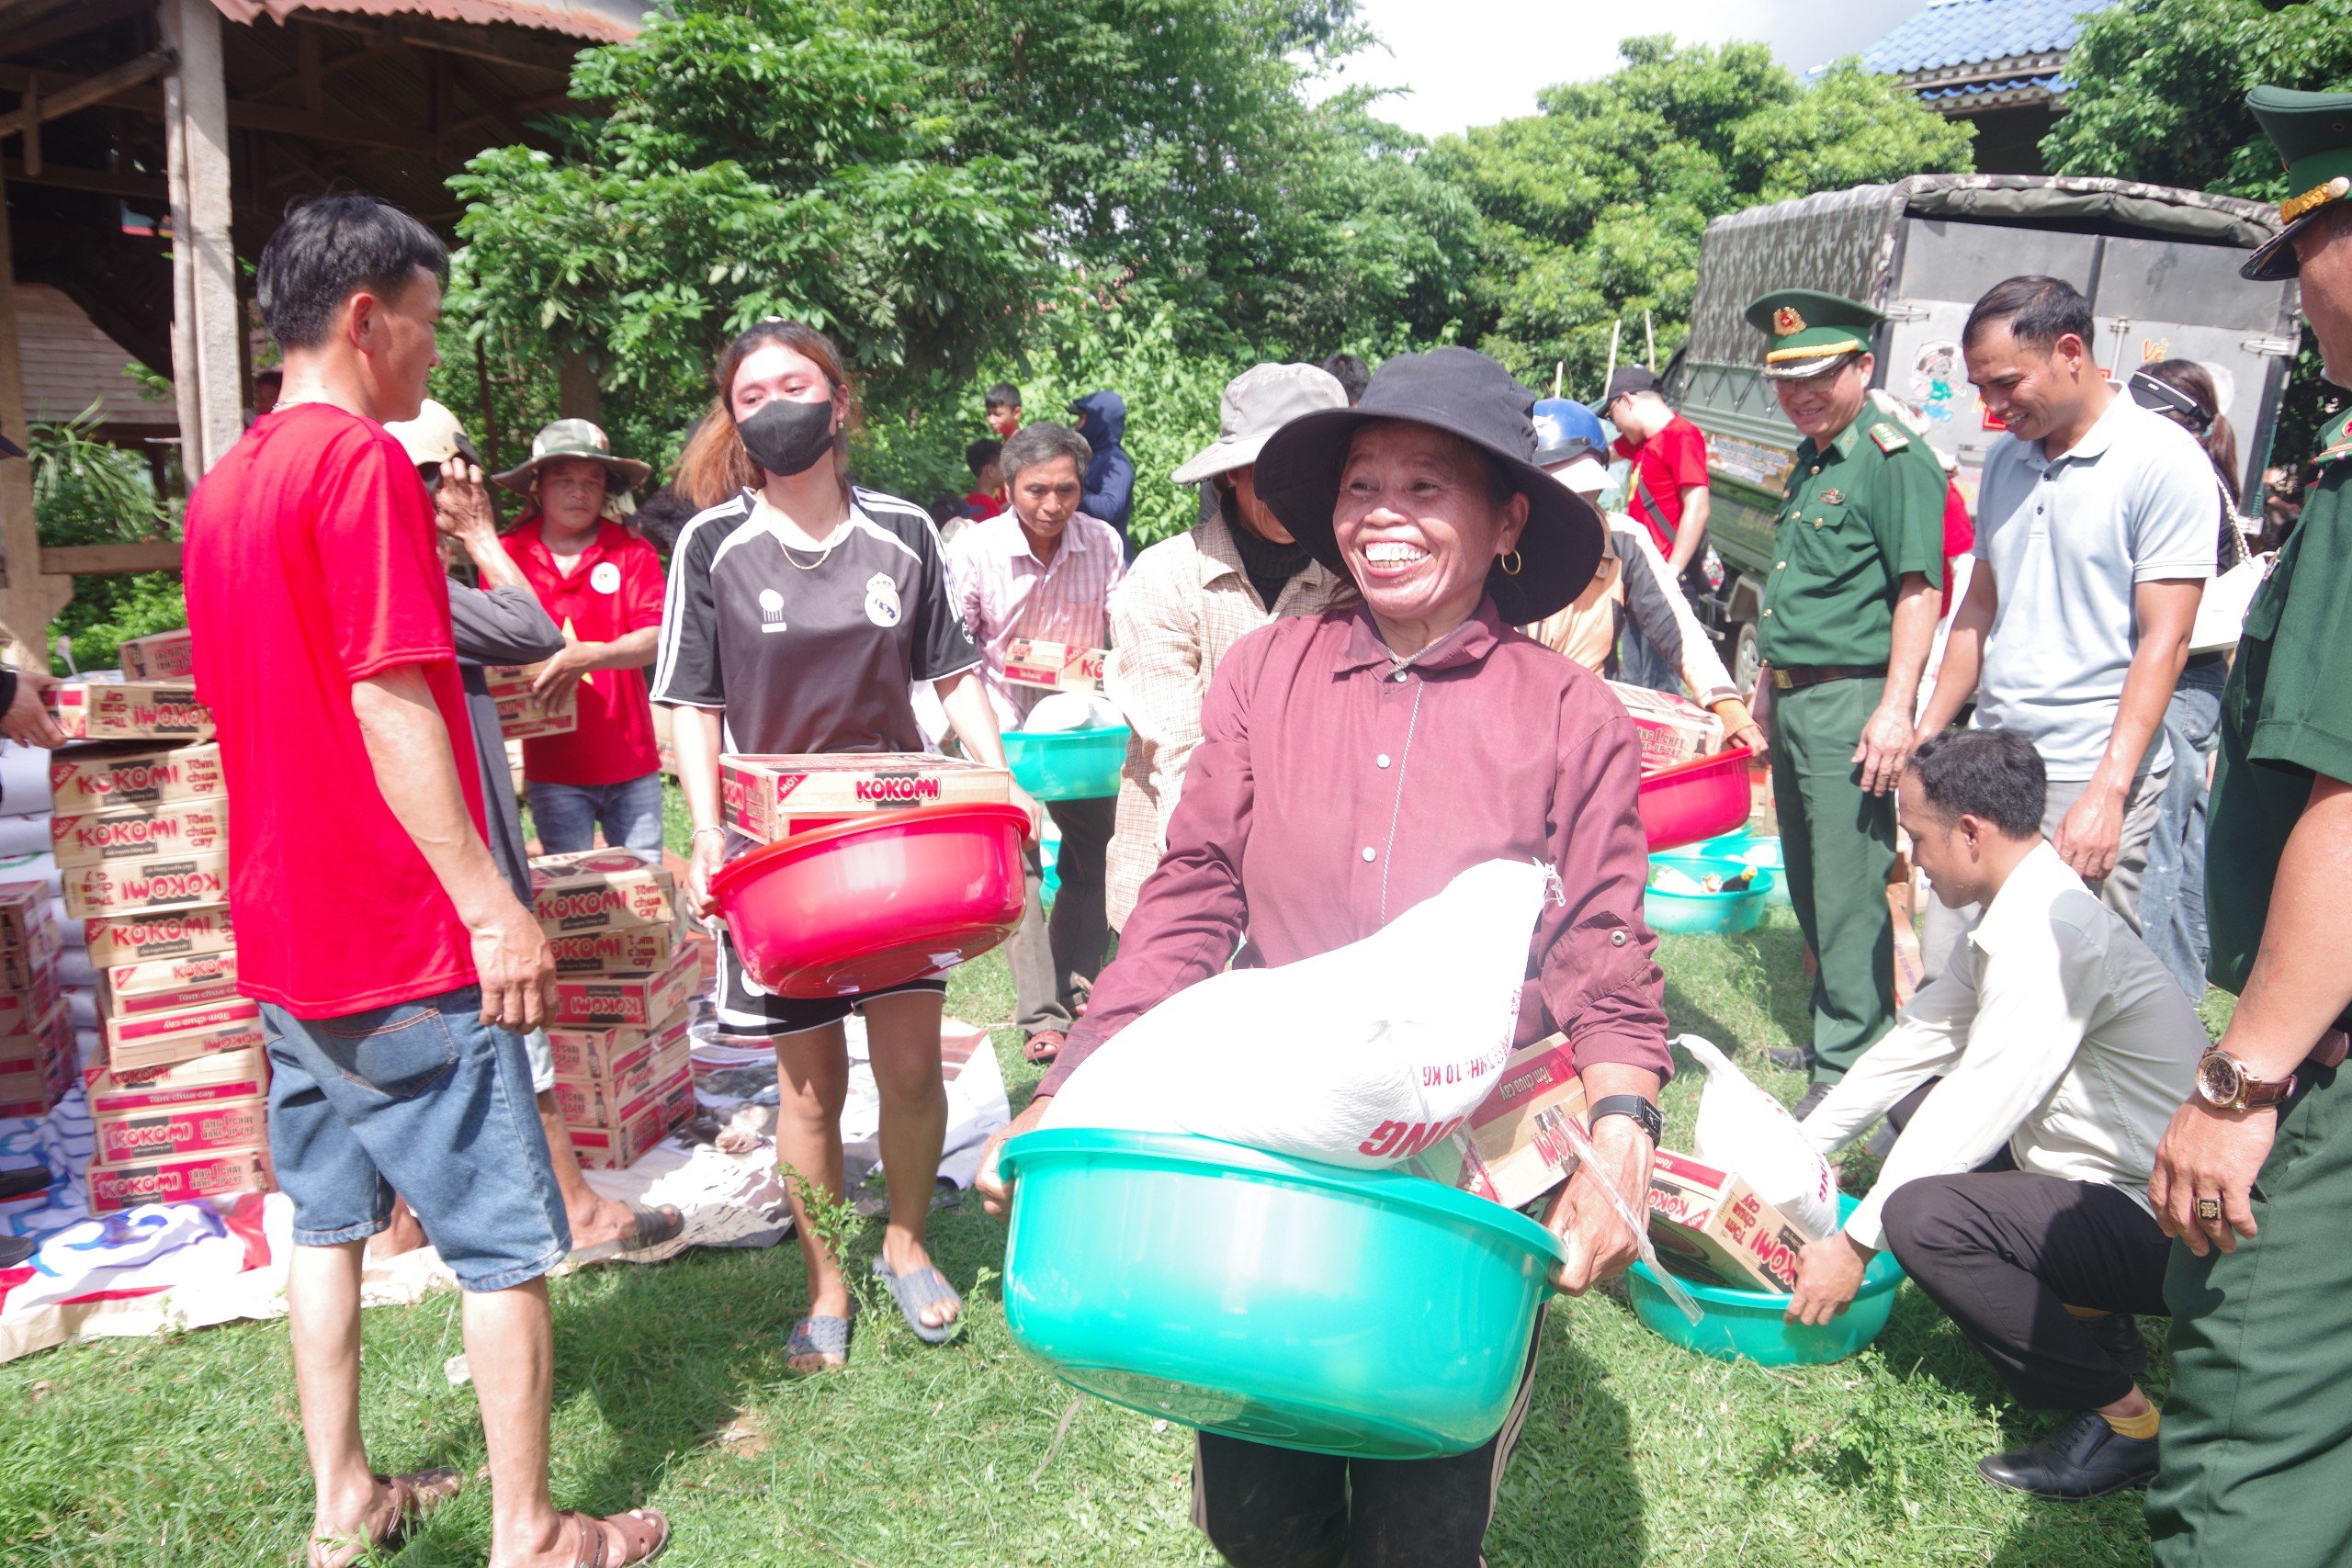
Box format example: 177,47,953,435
1021,692,1125,734
1679,1033,1840,1238
1045,859,1547,1168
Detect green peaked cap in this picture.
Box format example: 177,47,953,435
1743,289,1883,380
2240,85,2352,282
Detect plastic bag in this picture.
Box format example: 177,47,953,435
1044,860,1548,1168
1678,1033,1839,1239
1021,692,1124,733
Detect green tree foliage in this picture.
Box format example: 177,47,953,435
444,0,1050,476
26,403,186,672
2041,0,2352,465
1430,39,1974,399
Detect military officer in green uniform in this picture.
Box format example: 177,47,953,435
2146,87,2352,1565
1746,289,1947,1113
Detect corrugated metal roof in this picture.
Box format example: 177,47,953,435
1858,0,2112,77
206,0,650,45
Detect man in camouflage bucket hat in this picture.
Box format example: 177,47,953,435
2146,87,2352,1568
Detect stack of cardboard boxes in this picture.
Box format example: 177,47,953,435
0,883,73,1119
51,628,272,1214
530,848,696,1169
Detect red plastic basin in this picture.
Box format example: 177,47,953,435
1638,747,1755,852
710,804,1031,998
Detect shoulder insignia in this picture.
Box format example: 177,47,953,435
1868,422,1911,455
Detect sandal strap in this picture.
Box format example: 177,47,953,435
571,1511,608,1568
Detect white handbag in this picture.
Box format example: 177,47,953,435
2190,502,2268,654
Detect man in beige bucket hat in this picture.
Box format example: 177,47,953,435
1102,363,1358,931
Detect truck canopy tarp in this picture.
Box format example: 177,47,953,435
1682,175,2281,371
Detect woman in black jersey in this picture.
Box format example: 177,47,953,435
654,320,1037,1371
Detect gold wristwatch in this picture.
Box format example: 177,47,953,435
2195,1047,2296,1112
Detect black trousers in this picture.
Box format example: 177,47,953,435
1883,1169,2172,1411
1191,1328,1541,1568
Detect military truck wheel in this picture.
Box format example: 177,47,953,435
1730,618,1760,696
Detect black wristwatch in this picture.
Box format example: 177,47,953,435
1589,1094,1663,1145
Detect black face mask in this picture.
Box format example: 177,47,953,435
737,397,837,478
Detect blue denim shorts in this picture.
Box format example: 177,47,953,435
263,987,570,1291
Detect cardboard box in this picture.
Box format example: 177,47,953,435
1607,681,1724,773
1003,637,1107,694
116,628,196,682
84,1045,268,1115
84,906,235,967
50,741,227,818
0,998,74,1077
546,1006,692,1081
495,683,578,741
567,1064,694,1170
553,1034,691,1128
51,795,230,868
1436,1035,1591,1210
1645,1149,1821,1294
0,1071,56,1118
483,662,544,698
45,677,215,743
87,1147,271,1214
529,849,676,937
0,917,64,993
103,949,238,1001
63,852,232,920
0,971,62,1035
718,752,1012,842
0,880,51,953
546,919,685,977
105,997,266,1074
93,1095,267,1165
547,944,699,1030
99,972,243,1021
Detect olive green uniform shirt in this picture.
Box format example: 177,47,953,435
1758,414,1948,668
2205,411,2352,997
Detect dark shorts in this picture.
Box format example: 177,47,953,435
711,929,946,1040
263,985,569,1292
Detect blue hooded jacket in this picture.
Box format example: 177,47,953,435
1069,389,1134,552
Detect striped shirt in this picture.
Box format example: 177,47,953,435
944,510,1128,728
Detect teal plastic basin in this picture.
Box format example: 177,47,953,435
999,1129,1565,1459
1626,1194,1905,1366
1004,725,1129,801
1645,851,1779,935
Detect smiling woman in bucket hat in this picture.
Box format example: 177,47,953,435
978,346,1668,1567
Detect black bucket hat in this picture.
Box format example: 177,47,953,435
1253,347,1607,624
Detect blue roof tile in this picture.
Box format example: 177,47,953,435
1857,0,2114,76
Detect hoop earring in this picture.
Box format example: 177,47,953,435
1498,549,1523,576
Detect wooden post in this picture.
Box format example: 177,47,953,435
0,170,75,659
558,350,601,423
160,0,243,478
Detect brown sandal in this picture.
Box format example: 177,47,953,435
561,1507,670,1566
306,1468,466,1567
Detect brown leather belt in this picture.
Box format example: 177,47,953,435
2311,1025,2350,1072
1770,663,1887,692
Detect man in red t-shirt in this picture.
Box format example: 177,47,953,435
182,194,666,1568
492,420,667,854
1598,366,1714,693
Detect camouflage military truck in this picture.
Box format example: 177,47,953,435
1664,174,2301,692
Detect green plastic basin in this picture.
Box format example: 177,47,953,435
998,1129,1565,1459
1003,725,1129,801
1626,1194,1905,1366
1645,851,1778,935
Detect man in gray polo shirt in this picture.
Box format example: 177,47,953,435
1918,276,2211,938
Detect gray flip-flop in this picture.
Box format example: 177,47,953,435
871,1258,965,1344
786,1309,854,1371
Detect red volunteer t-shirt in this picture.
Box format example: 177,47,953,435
500,518,666,787
184,404,486,1019
1613,414,1711,557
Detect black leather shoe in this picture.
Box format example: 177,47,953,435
0,1235,36,1269
2080,1313,2149,1382
1792,1082,1833,1120
1765,1043,1813,1072
1977,1411,2158,1499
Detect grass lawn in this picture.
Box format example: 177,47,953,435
0,852,2191,1562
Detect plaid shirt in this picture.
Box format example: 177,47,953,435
944,510,1128,729
1104,508,1356,928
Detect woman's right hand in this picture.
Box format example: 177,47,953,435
688,829,726,917
976,1096,1052,1218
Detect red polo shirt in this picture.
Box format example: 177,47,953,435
502,517,666,787
1613,413,1711,557
1038,602,1671,1097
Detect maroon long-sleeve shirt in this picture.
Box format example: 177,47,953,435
1037,601,1671,1097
